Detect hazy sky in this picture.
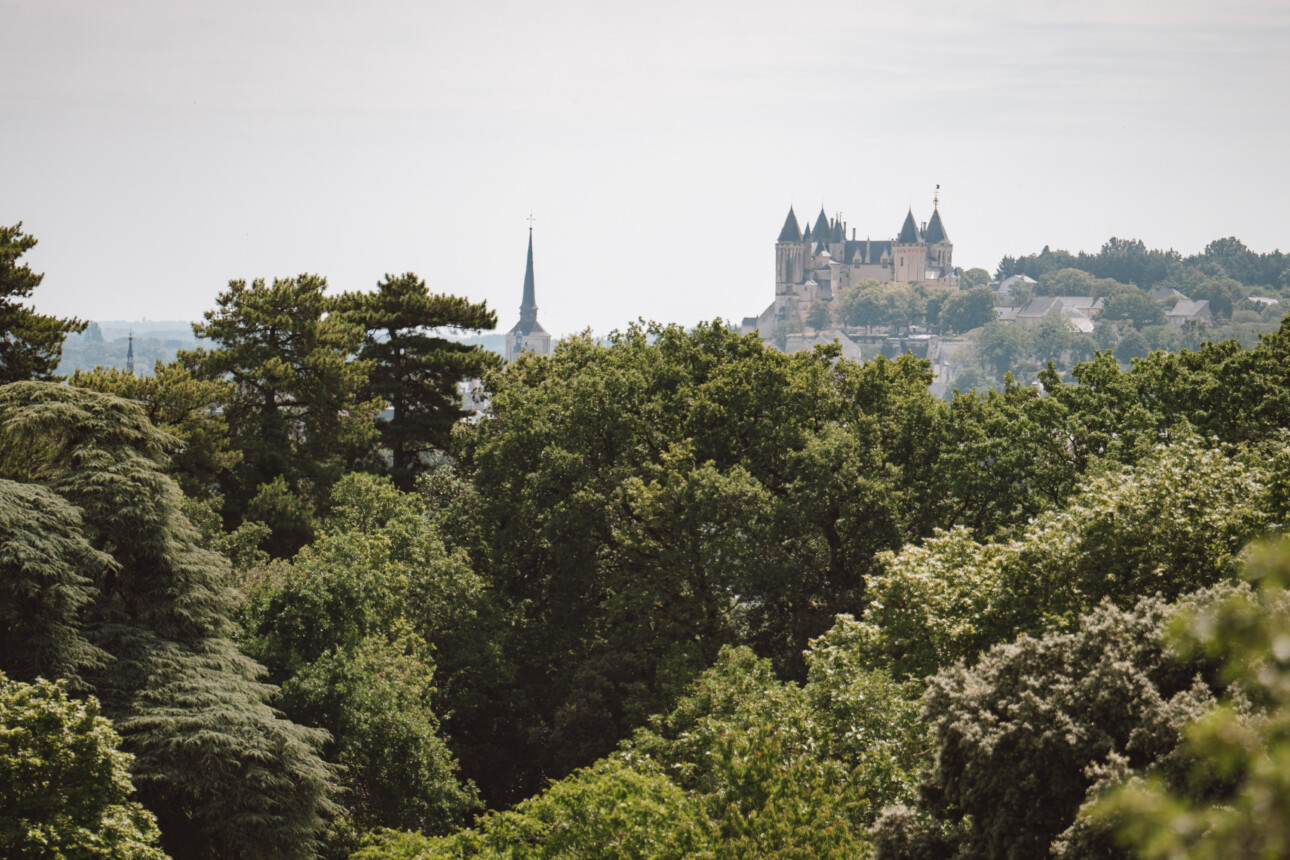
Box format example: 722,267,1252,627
4,0,1288,337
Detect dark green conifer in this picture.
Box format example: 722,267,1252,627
0,382,340,859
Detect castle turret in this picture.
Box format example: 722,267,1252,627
775,206,805,294
924,205,954,278
893,208,927,283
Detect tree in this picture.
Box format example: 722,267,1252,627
0,222,86,383
0,673,168,859
182,275,379,554
873,587,1237,860
70,362,240,500
449,323,931,800
1190,277,1241,319
975,320,1031,379
360,760,717,860
1101,289,1166,329
0,479,107,687
855,436,1267,681
279,635,479,839
836,279,887,331
240,474,486,839
805,300,832,331
337,273,498,490
1032,314,1075,367
0,382,340,859
958,267,991,289
938,285,994,333
1115,326,1151,361
1090,541,1290,859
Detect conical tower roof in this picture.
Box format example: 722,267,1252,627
778,207,802,242
925,207,949,244
813,208,831,239
897,209,921,244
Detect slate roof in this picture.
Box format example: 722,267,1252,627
843,239,892,265
509,231,547,336
1016,296,1104,319
924,208,948,244
1150,287,1187,302
813,208,831,240
897,210,921,244
778,207,802,242
1168,300,1211,320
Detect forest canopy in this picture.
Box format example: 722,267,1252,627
4,222,1290,858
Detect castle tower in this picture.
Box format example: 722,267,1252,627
924,205,953,274
775,206,805,295
892,209,927,283
505,227,552,362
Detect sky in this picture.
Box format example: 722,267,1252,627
4,0,1289,338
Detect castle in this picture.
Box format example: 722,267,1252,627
742,199,959,339
505,227,552,362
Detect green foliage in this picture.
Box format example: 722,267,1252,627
241,473,485,839
857,436,1267,680
452,322,933,798
975,320,1032,379
958,267,991,289
337,274,499,490
376,760,717,860
0,480,108,687
805,300,832,330
70,362,240,500
0,382,339,859
0,673,167,859
1042,316,1290,447
1190,277,1242,320
182,275,379,553
836,280,925,332
938,285,995,333
874,588,1237,860
625,643,920,845
0,222,86,383
1090,541,1290,859
280,635,479,837
1101,290,1167,329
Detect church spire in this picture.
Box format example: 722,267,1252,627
508,224,548,341
519,226,537,325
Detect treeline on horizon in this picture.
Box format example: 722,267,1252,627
5,219,1290,859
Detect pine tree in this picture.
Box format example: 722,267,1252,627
181,275,379,554
0,382,340,859
338,273,498,490
0,222,86,382
0,480,108,688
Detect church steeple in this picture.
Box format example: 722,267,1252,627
506,223,551,361
518,227,538,327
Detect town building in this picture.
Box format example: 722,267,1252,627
505,228,552,362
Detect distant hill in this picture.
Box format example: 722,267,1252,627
57,322,507,375
57,321,200,376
